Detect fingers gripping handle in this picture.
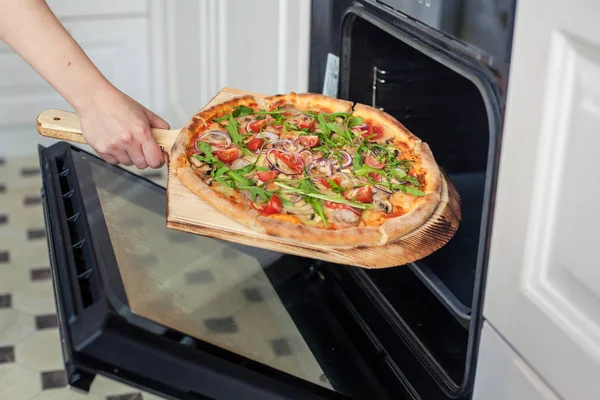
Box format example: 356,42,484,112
35,109,178,150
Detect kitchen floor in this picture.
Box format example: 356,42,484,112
0,153,169,400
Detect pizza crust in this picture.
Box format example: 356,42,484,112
352,103,421,147
264,92,353,114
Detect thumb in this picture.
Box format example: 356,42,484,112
144,108,171,130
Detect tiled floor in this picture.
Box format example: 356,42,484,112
0,153,168,400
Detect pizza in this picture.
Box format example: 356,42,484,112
171,92,442,247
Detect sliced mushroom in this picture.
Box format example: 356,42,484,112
231,158,253,170
373,189,390,201
374,199,393,214
190,157,203,167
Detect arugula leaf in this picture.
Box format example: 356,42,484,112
278,195,294,209
211,164,230,178
297,178,317,193
405,186,425,196
353,152,363,170
232,105,254,118
392,184,425,197
283,122,300,131
237,185,272,202
389,168,420,186
226,115,244,146
197,142,219,164
306,197,328,227
227,170,253,186
326,112,352,121
213,114,231,122
390,168,407,180
236,162,257,176
317,113,330,136
215,176,235,188
326,179,344,194
347,116,364,128
354,164,387,178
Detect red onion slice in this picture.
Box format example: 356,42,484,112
330,150,352,168
281,139,304,153
350,123,368,133
195,131,231,151
306,158,333,177
289,194,303,203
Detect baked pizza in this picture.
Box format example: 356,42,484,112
171,92,441,247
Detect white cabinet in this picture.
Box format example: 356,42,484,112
481,0,600,398
473,323,560,400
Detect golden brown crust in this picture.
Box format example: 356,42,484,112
264,92,353,114
195,95,261,125
380,192,441,241
414,142,442,194
352,103,421,147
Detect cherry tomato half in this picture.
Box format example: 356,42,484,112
368,172,383,182
249,119,267,133
257,170,277,182
361,125,384,141
262,195,283,215
247,138,265,152
364,155,386,169
298,120,316,132
354,185,373,203
299,135,319,147
320,175,342,189
215,148,240,163
273,151,304,175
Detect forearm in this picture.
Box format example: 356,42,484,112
0,0,115,112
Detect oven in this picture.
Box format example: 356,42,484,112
37,1,516,399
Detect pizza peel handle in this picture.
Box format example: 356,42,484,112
35,109,180,151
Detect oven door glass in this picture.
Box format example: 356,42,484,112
39,143,403,400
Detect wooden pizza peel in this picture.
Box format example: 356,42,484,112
36,87,462,268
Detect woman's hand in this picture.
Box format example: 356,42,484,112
78,87,169,169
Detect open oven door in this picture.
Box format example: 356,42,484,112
38,142,415,400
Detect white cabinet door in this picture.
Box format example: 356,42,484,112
483,0,600,399
0,17,150,156
473,323,560,400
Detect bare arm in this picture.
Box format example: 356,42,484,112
0,0,168,168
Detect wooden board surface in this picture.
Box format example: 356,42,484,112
165,88,462,269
